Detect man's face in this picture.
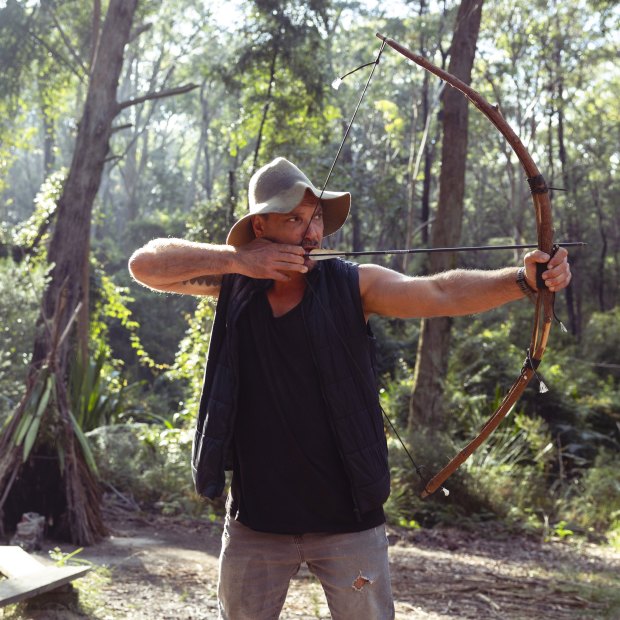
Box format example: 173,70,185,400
252,189,324,251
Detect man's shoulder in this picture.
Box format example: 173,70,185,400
315,259,363,308
323,257,359,276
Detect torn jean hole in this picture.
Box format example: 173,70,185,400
352,571,373,591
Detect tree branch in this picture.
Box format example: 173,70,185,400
111,123,133,134
117,83,199,111
129,22,152,43
48,6,89,76
28,31,86,83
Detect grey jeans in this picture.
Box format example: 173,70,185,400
217,516,395,620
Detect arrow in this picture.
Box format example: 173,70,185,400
306,242,586,261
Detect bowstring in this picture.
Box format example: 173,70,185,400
299,38,430,493
303,273,429,489
299,38,386,243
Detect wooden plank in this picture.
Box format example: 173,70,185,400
0,546,45,579
0,565,91,607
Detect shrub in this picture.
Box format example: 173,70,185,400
87,423,220,519
556,448,620,535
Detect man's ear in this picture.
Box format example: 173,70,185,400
251,214,267,238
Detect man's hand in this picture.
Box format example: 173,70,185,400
234,238,308,281
523,246,572,292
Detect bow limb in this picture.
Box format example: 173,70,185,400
374,33,556,498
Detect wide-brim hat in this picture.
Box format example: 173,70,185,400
226,157,351,247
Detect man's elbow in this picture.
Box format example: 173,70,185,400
128,250,155,287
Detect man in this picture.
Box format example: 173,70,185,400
129,157,572,619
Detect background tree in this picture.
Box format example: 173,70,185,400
1,0,141,545
0,0,196,544
409,0,483,430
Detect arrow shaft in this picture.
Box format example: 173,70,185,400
307,241,585,261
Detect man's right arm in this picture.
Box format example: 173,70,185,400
128,237,308,297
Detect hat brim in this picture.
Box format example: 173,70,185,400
226,189,350,247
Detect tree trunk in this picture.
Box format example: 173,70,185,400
420,115,435,246
9,0,139,545
556,82,582,336
404,0,435,265
409,0,483,431
594,188,608,311
40,86,56,174
31,0,138,373
251,43,279,174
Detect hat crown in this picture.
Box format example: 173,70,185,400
249,157,315,212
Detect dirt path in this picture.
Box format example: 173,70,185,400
6,508,619,619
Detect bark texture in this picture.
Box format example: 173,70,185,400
409,0,483,430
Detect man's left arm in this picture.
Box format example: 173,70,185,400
359,247,571,320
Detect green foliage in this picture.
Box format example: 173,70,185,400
557,449,620,535
0,258,47,423
449,315,526,404
10,370,55,461
93,266,196,414
381,381,466,525
582,308,620,385
88,263,198,428
0,173,64,425
1,360,99,480
69,344,140,432
0,0,32,117
374,99,406,141
66,406,100,476
462,406,555,521
383,309,620,535
169,297,216,415
87,423,215,518
12,169,65,255
545,519,574,541
0,0,83,208
372,314,419,389
608,521,620,550
91,270,168,371
49,546,90,567
384,429,470,527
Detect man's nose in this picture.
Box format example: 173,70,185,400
304,219,323,242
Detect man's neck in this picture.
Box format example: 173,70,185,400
268,274,307,317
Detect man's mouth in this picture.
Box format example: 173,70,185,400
303,244,320,258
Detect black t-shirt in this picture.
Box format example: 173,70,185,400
229,291,385,534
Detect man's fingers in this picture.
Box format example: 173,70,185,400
548,246,569,267
527,247,568,264
545,273,572,292
237,241,308,275
526,249,550,264
273,260,308,273
523,246,571,292
257,248,309,278
542,257,572,291
264,245,307,266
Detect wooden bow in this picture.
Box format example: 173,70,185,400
375,33,557,498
